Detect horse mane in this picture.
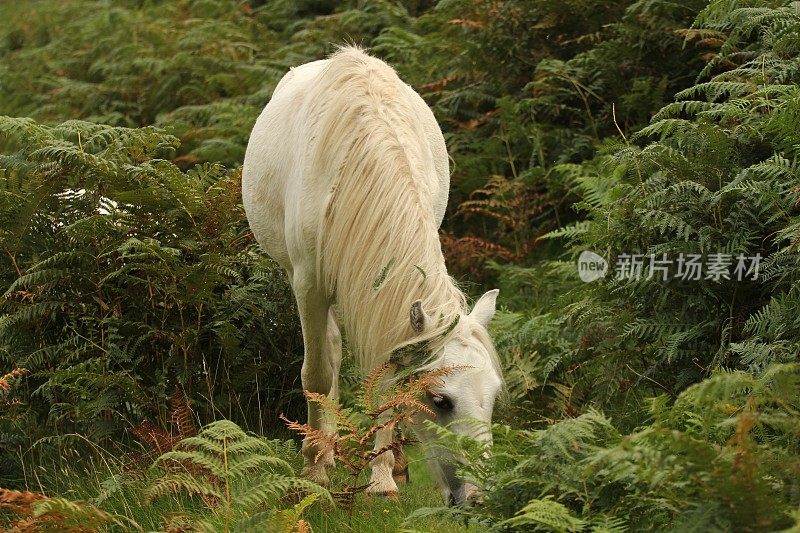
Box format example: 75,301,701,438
307,46,479,371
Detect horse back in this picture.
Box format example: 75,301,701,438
242,49,449,274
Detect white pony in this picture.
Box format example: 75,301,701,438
242,46,502,505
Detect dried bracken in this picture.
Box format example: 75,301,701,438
283,363,462,509
0,368,27,395
131,386,197,456
169,386,197,440
0,488,47,533
294,519,312,533
0,488,130,533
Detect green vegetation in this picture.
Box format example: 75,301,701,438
2,0,799,531
408,363,800,531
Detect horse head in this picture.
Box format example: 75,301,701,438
401,289,502,506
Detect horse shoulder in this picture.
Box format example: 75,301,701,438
243,60,332,271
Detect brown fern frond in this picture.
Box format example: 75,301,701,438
292,518,314,533
362,361,393,413
446,174,556,270
161,514,194,533
0,489,120,533
369,394,434,420
406,364,468,393
362,436,415,465
0,488,45,513
284,365,467,497
458,205,517,225
302,391,359,435
441,233,515,279
279,415,339,464
294,519,313,533
131,388,195,457
368,365,468,420
675,28,725,48
447,18,483,29
392,430,410,484
131,420,181,455
3,290,35,303
330,482,372,510
169,387,196,439
0,488,50,533
419,75,460,93
358,418,402,447
0,368,27,394
443,234,516,259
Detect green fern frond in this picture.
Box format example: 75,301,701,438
501,496,587,532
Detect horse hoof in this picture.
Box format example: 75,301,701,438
366,477,398,497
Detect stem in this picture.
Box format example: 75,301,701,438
625,363,672,396
561,74,601,140
501,125,518,180
5,248,22,277
612,103,628,144
224,432,231,533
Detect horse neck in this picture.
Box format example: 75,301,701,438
310,48,466,369
336,242,466,372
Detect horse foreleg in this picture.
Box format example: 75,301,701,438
320,309,342,469
366,425,398,495
294,272,334,486
392,427,410,484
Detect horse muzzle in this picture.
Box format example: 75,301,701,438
447,482,481,506
440,462,481,506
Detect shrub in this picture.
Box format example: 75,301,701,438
0,117,302,461
493,0,800,420
406,363,800,531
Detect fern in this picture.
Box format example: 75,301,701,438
148,420,330,530
500,496,586,532
0,115,303,443
282,363,455,508
0,487,140,532
405,363,800,531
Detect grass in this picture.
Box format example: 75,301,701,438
2,359,481,531
305,449,477,532
4,435,479,532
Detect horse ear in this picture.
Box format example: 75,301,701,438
410,300,431,333
470,289,499,327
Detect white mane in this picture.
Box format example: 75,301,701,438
306,46,485,371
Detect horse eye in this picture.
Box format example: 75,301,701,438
431,394,454,411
